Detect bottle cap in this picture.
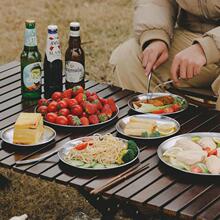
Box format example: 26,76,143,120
70,22,80,28
48,25,58,30
26,19,35,24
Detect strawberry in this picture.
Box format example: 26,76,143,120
72,86,84,96
85,90,91,98
98,113,108,122
92,99,103,110
80,116,89,125
75,93,87,104
88,114,99,124
99,97,108,105
88,94,99,102
107,98,117,112
102,104,112,118
85,102,97,115
62,89,72,99
67,115,81,126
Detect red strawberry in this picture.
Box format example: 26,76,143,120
99,97,108,105
62,89,72,99
75,93,87,104
72,86,84,96
85,102,97,115
67,115,81,125
92,99,103,110
85,90,91,98
80,116,89,125
88,94,99,102
107,98,117,112
102,104,112,118
88,115,99,124
98,113,108,122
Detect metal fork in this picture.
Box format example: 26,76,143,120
146,72,152,98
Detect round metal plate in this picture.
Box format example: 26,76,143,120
128,93,188,115
157,132,220,176
1,125,56,147
116,114,180,140
35,105,119,128
58,136,140,171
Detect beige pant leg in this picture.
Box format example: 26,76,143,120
110,28,220,93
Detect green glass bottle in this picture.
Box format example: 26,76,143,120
21,20,42,100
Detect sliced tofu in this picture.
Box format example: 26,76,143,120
174,138,203,152
198,137,216,150
206,155,220,174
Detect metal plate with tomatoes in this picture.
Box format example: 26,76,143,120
36,87,119,128
116,114,180,140
128,93,188,115
158,132,220,176
58,135,140,171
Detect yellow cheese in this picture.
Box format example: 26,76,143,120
13,113,44,145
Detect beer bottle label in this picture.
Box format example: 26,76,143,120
23,62,42,91
65,61,84,83
46,33,61,62
24,29,37,47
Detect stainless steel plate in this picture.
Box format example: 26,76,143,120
157,132,220,176
1,125,56,147
58,136,140,171
128,93,188,115
35,105,119,128
116,114,180,140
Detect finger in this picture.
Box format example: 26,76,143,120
179,60,187,79
187,63,194,79
153,52,168,70
145,53,157,75
194,65,202,76
142,52,149,68
138,53,143,62
171,57,180,83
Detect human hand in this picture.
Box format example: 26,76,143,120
140,40,169,75
171,44,207,84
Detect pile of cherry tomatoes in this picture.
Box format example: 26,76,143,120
37,86,117,126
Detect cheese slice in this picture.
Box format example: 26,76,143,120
13,113,44,145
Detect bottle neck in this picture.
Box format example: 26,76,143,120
24,27,38,48
68,36,81,48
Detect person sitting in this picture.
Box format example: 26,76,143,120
110,0,220,109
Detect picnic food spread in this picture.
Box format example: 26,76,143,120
63,134,139,169
13,113,44,145
123,116,176,137
132,95,187,114
37,85,117,126
162,135,220,174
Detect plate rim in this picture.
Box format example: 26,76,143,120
1,125,56,147
128,92,188,115
35,105,119,128
157,132,220,176
58,135,140,171
116,114,180,140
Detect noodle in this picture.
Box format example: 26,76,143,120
65,134,127,165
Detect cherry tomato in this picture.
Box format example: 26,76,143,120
67,98,78,108
58,108,70,116
163,107,174,113
45,112,58,123
71,105,83,116
172,103,181,112
80,116,89,125
57,100,68,109
204,147,217,157
37,105,48,116
52,92,62,101
75,142,88,150
47,101,58,112
38,98,48,106
55,115,68,125
151,109,164,114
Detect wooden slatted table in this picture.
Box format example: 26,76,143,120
1,61,220,220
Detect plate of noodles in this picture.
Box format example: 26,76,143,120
58,134,140,170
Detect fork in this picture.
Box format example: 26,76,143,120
146,72,153,99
